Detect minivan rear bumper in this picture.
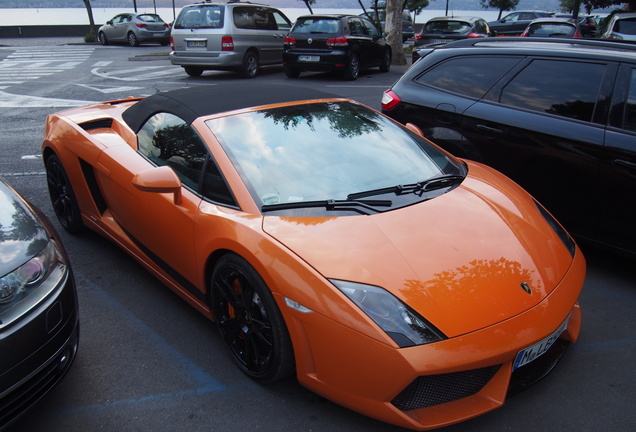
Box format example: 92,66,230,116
169,51,243,69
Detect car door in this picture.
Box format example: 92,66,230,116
348,17,377,66
460,57,614,238
112,14,132,41
599,64,636,251
95,113,206,298
360,16,386,65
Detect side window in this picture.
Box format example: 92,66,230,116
415,56,522,99
362,18,379,37
625,69,636,132
349,18,366,36
272,10,291,31
137,113,207,191
500,59,606,122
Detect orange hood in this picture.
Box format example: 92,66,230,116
262,165,575,337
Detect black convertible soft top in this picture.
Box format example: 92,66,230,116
122,84,338,133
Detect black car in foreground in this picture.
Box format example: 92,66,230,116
0,177,79,430
283,14,391,80
382,38,636,255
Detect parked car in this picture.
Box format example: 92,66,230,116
360,7,415,41
0,177,79,430
169,1,291,78
413,16,493,61
520,17,583,38
41,84,584,430
382,37,636,254
283,14,391,80
555,13,598,37
600,12,636,42
488,10,554,36
98,12,170,46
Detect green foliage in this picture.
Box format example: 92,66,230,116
84,33,96,43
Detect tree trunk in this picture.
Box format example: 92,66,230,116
83,0,97,39
385,0,406,65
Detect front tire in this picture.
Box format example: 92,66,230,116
240,51,259,78
45,154,84,234
379,49,391,72
343,53,360,80
127,32,139,47
98,31,109,45
211,254,294,383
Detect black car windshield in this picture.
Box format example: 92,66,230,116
206,101,465,213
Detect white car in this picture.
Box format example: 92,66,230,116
601,12,636,42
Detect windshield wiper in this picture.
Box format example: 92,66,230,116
261,199,392,214
347,174,465,200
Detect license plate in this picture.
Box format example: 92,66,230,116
298,55,320,62
431,39,452,44
513,314,570,370
154,33,164,37
187,40,207,48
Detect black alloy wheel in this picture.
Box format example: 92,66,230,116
211,254,294,383
45,154,84,234
344,53,360,80
380,49,391,72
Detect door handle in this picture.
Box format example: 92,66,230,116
475,124,503,135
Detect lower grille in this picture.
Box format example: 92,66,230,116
392,365,501,411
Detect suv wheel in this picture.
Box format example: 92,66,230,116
343,53,360,80
240,51,259,79
184,66,203,77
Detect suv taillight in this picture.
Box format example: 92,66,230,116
170,36,174,51
326,37,349,47
222,35,234,51
381,90,401,111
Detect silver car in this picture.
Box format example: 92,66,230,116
98,13,171,47
169,2,291,78
601,12,636,42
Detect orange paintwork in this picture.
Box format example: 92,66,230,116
42,96,585,430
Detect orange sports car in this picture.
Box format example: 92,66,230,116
41,85,585,430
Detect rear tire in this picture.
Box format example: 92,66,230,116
127,32,139,47
240,51,259,78
343,53,360,80
184,66,203,77
284,66,300,78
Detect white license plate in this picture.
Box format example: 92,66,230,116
154,33,164,37
187,41,207,48
298,55,320,62
431,39,452,44
513,314,570,370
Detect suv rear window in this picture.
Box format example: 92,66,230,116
414,56,522,99
500,59,606,122
173,5,225,29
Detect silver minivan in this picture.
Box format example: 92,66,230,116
169,2,291,78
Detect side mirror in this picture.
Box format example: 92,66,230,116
107,20,113,25
132,165,182,205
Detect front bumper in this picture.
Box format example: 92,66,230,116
280,249,585,430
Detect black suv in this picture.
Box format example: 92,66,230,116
382,38,636,254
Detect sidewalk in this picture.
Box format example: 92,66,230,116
0,36,91,47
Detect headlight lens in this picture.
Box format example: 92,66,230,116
534,200,576,257
331,279,446,348
0,240,63,316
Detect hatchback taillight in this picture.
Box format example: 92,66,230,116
466,32,481,38
326,37,349,47
135,23,148,28
381,90,401,111
284,36,296,46
222,35,234,51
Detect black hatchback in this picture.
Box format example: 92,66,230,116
382,38,636,254
283,14,391,80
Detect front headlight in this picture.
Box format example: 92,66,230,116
331,279,446,348
0,240,65,323
534,200,576,257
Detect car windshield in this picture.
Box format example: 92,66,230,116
424,20,472,34
173,5,225,29
528,23,576,37
292,18,339,34
206,101,464,211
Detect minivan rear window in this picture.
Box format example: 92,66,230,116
174,5,225,29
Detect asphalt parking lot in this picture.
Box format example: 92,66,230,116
0,36,634,432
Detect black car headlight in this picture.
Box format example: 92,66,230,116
331,279,446,348
0,240,66,324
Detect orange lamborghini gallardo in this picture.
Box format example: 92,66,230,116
41,85,585,430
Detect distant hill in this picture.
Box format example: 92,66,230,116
0,0,569,13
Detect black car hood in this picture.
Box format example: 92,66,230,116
0,179,49,275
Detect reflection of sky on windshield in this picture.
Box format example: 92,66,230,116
207,103,446,205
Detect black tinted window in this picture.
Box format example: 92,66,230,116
500,59,605,122
625,69,636,132
234,7,277,30
415,56,521,99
